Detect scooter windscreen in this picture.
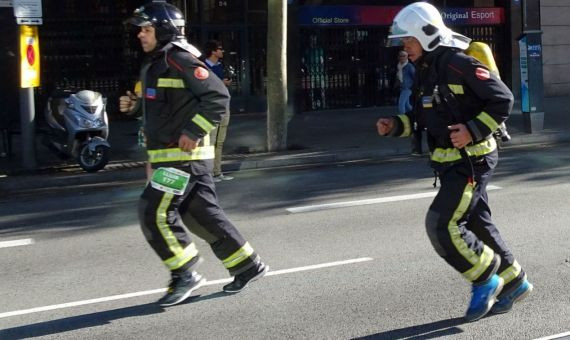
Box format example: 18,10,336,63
72,90,104,115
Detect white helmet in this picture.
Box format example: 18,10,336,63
388,2,471,52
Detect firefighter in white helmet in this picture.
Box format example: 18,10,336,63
377,2,532,322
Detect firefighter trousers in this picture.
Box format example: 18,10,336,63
425,163,526,291
138,171,260,276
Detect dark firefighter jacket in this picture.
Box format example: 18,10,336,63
387,46,514,172
141,40,230,175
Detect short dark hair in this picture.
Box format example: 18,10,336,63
205,40,222,57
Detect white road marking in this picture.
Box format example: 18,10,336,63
287,185,502,214
534,331,570,340
0,257,373,319
0,238,35,249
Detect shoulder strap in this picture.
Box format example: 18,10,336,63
434,49,462,124
434,49,473,174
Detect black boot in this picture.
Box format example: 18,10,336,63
157,271,205,307
223,262,268,293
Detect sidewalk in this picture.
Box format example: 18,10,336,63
1,96,569,193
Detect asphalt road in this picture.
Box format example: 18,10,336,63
1,144,569,339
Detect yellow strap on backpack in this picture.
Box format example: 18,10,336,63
464,42,500,79
134,81,142,97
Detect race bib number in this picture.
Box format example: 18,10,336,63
150,167,190,195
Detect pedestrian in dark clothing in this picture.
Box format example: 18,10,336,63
124,2,267,307
378,2,532,322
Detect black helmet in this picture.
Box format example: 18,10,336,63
126,1,185,44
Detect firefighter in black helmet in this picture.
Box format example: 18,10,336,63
122,1,267,307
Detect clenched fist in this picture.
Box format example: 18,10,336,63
119,91,138,113
377,117,395,136
178,134,199,152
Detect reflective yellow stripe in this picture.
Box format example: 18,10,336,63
164,243,199,270
463,245,494,281
476,111,499,132
448,84,464,94
148,146,215,163
156,192,183,259
447,182,494,281
498,260,522,285
397,114,411,137
157,78,185,88
222,242,254,269
431,137,496,163
203,133,210,146
192,114,216,133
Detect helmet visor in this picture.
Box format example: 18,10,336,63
125,6,152,27
386,21,410,47
386,37,403,48
124,15,152,27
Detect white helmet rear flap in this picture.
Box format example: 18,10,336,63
388,2,471,52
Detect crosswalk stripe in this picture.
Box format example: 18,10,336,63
0,238,35,249
0,257,373,319
533,331,570,340
287,185,502,214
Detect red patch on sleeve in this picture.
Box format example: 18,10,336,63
475,67,490,81
194,67,209,80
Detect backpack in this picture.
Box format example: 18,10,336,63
438,41,511,143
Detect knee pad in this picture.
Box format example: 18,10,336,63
425,209,447,257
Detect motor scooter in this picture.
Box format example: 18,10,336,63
44,90,110,172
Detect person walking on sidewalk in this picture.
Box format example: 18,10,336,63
203,40,233,182
378,2,532,322
396,50,421,155
124,2,267,307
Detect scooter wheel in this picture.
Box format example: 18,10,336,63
78,143,109,172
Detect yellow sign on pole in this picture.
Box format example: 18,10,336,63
20,25,40,88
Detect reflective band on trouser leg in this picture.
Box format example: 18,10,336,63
448,182,495,282
192,114,216,134
148,146,215,163
431,137,496,164
164,243,199,270
396,114,411,137
222,242,255,269
156,193,198,270
497,260,521,286
476,111,499,132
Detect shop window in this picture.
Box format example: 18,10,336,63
300,27,396,111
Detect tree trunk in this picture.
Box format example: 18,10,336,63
266,0,288,152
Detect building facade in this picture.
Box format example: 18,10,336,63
293,2,508,112
540,0,570,96
1,0,558,125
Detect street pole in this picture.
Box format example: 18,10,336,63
13,0,43,170
266,0,288,152
19,86,36,169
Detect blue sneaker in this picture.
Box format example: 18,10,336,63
491,278,533,314
465,274,504,322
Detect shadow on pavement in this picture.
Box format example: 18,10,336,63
352,317,466,340
0,303,163,340
0,291,232,340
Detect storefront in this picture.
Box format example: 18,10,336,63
296,4,508,111
0,0,511,118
